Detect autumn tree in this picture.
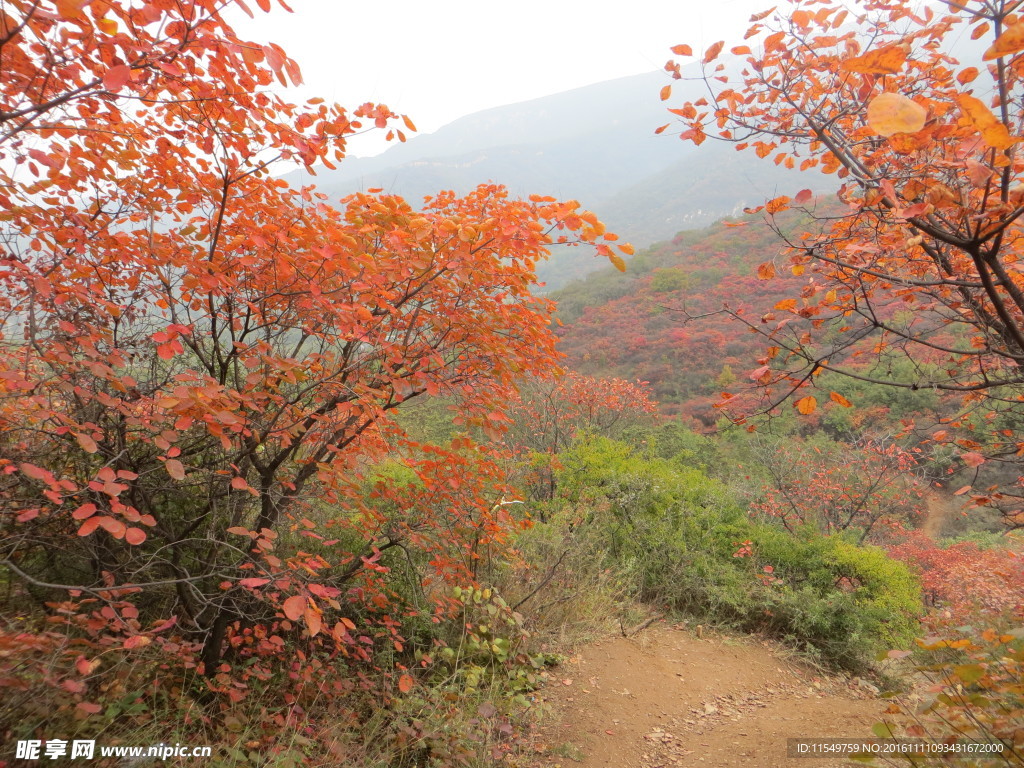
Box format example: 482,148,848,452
0,0,630,722
663,0,1024,519
750,435,925,543
503,372,658,501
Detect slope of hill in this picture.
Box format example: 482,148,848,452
552,212,806,423
285,72,828,289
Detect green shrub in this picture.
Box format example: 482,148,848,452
554,436,922,670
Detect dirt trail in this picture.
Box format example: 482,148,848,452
529,623,882,768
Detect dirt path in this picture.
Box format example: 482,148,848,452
528,623,883,768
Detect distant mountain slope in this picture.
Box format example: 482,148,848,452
552,212,808,423
285,72,831,289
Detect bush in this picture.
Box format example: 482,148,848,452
554,436,923,670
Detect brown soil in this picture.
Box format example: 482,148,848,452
528,623,883,768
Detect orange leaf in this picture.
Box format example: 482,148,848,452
123,635,151,650
282,595,306,621
703,41,724,65
794,188,813,205
841,44,908,75
660,84,672,101
609,254,626,272
757,262,776,280
867,93,927,137
984,22,1024,60
957,67,979,85
795,395,817,415
398,673,414,693
956,94,1015,149
165,459,185,480
55,0,87,18
670,44,692,56
304,603,322,636
829,391,852,408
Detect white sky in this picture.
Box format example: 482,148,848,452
230,0,773,156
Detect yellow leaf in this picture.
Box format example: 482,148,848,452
956,94,1015,149
609,254,626,272
97,17,118,34
795,395,817,415
866,93,927,137
984,22,1024,60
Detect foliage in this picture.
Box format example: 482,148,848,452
751,434,926,544
554,436,922,669
887,531,1024,621
867,623,1024,767
503,371,657,503
0,0,631,756
665,0,1024,518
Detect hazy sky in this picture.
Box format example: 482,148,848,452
230,0,774,156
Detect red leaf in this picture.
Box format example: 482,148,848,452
282,595,306,621
72,502,98,520
794,188,813,205
961,452,986,468
97,516,126,538
165,459,186,480
76,433,99,453
398,673,414,693
125,527,147,545
78,517,101,537
103,64,131,92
